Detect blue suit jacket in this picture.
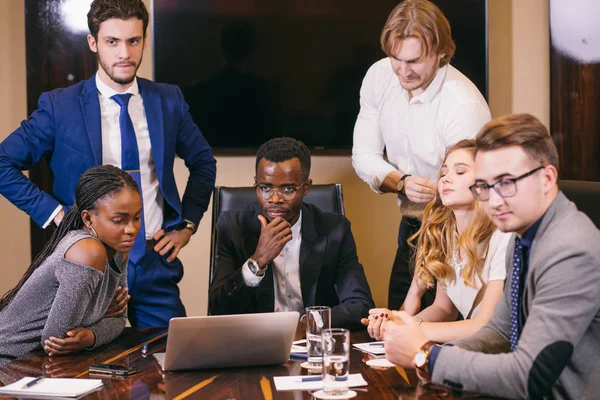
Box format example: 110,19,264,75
0,75,216,229
209,202,375,330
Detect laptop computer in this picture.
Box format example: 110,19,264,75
153,311,300,371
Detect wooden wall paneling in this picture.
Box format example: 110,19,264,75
550,0,600,181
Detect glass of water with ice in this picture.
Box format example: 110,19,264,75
321,328,350,395
305,306,331,368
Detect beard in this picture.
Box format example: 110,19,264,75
400,77,425,91
399,65,439,92
97,52,143,86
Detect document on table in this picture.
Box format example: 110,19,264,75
273,373,368,391
290,339,308,358
0,377,103,398
352,341,386,355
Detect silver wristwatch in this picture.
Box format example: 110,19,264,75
247,257,266,276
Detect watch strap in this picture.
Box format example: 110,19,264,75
415,340,436,372
398,174,411,195
421,340,436,353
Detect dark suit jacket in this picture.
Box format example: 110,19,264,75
209,202,374,330
0,75,216,229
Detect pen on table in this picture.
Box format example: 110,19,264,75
369,343,384,347
299,376,322,382
141,342,149,356
290,356,308,361
21,377,43,389
298,376,348,382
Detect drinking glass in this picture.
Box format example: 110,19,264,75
321,328,350,395
305,306,331,368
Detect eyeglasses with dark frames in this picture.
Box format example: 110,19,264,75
254,180,310,201
469,166,545,201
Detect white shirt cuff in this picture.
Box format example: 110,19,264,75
42,205,64,229
242,259,265,287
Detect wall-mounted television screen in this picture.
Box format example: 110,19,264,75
154,0,487,151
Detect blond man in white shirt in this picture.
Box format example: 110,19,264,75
352,0,491,310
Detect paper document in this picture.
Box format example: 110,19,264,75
352,341,386,355
0,377,103,398
273,373,368,391
154,352,166,370
290,339,308,358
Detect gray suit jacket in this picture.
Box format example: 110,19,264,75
431,192,600,399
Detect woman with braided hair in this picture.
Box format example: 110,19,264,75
0,165,142,363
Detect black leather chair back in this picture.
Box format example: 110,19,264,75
209,184,345,285
559,180,600,228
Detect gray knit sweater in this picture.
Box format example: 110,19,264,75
0,230,127,364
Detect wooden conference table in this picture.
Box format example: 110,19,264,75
0,328,498,399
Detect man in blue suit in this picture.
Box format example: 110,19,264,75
0,0,216,327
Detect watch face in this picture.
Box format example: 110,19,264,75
248,261,258,274
414,351,427,368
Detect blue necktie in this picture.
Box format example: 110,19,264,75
510,238,523,351
111,93,146,264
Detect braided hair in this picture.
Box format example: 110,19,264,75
0,165,139,312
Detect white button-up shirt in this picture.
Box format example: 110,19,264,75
44,75,164,235
242,212,304,314
96,74,164,239
352,58,491,216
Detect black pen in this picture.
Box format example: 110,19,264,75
369,342,384,347
21,377,43,389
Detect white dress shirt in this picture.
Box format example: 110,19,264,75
444,229,511,318
96,74,163,239
44,74,164,234
242,212,304,314
352,58,491,216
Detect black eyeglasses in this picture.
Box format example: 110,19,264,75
254,180,309,201
469,166,545,201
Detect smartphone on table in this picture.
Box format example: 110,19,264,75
88,363,140,376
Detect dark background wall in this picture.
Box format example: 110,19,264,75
25,0,97,259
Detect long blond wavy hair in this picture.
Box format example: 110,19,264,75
408,140,496,289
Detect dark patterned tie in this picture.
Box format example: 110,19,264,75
111,93,146,264
510,237,523,351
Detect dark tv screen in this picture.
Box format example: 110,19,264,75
153,0,487,151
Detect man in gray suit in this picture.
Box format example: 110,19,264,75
383,114,600,399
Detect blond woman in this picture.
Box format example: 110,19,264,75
363,140,510,343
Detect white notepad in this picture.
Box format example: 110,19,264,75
290,339,308,354
0,377,103,398
352,341,386,356
273,373,368,391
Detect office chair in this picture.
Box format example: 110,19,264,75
209,183,345,286
559,180,600,228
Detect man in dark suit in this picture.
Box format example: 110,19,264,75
209,137,374,329
0,0,216,327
